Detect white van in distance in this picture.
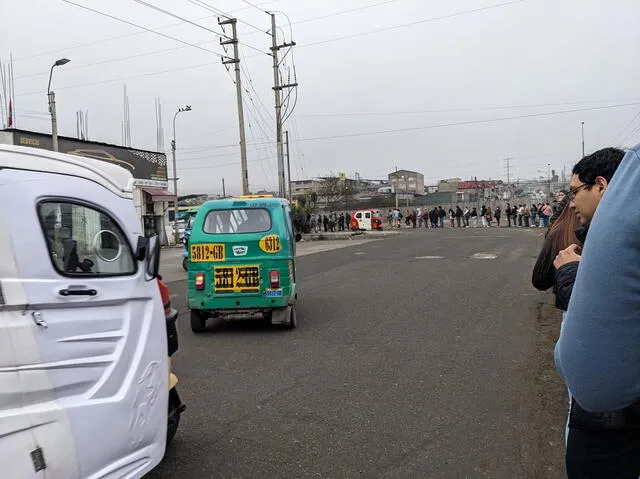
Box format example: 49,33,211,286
0,145,168,478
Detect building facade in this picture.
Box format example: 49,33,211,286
388,169,425,195
0,128,175,245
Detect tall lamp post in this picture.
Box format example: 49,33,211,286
47,58,70,152
581,121,585,158
171,105,192,245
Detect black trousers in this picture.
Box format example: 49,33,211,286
567,400,640,479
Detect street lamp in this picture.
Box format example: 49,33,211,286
171,105,192,245
47,58,70,152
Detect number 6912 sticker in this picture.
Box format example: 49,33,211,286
259,234,281,253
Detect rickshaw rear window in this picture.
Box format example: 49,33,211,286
203,208,271,234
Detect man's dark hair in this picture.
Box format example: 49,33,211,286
572,147,626,185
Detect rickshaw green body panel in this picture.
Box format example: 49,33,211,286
186,198,297,314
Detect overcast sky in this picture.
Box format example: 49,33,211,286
2,0,639,194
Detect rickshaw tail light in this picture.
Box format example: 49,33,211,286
195,273,205,290
269,270,280,288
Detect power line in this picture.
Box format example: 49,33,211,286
179,157,266,171
14,0,277,62
17,61,217,97
610,109,640,145
298,0,525,49
183,0,270,36
60,0,226,57
6,0,530,110
132,0,227,37
298,98,640,117
294,102,640,143
16,1,521,94
239,0,270,15
16,42,217,80
292,0,405,26
620,122,640,146
131,0,270,56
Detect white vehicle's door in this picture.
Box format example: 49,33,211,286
355,212,363,229
0,220,43,479
1,168,167,479
364,211,372,230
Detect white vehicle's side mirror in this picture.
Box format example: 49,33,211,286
145,236,161,281
135,236,161,281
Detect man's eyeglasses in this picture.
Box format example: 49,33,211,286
567,183,591,200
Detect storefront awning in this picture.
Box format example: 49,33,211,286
142,188,176,201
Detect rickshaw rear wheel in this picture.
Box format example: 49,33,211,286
182,257,188,271
190,309,207,333
287,304,297,329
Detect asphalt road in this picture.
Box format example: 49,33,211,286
148,227,567,479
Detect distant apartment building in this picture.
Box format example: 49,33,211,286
290,179,322,197
437,178,461,193
456,180,498,202
388,169,425,195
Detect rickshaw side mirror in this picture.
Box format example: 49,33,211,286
295,233,302,242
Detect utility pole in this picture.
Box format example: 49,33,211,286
503,157,511,201
581,121,585,158
285,130,292,201
222,177,226,198
48,58,70,152
172,105,192,245
504,158,511,185
394,166,399,209
220,18,249,195
547,163,551,201
270,13,297,198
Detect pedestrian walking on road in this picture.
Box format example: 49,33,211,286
494,206,501,226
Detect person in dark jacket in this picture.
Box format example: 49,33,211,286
531,203,583,310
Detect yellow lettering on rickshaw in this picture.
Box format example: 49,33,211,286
259,234,281,253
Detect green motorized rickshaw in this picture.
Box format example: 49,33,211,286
186,196,301,332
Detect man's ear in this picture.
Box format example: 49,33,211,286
593,176,609,194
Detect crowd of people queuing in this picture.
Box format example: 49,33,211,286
385,201,562,229
530,145,640,478
308,211,352,233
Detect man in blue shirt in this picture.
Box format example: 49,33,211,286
554,145,640,477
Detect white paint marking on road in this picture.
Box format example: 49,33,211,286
471,253,498,259
354,252,366,255
415,255,444,259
